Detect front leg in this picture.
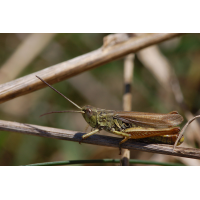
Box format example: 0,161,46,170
79,129,100,144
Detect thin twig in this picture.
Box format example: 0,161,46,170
0,33,183,104
0,119,200,159
121,54,134,165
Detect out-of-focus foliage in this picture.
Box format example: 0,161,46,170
0,33,200,165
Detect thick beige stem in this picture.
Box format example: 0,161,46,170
121,54,134,166
0,33,183,104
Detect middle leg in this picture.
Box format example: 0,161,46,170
79,129,100,144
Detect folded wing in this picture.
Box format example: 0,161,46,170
114,111,183,128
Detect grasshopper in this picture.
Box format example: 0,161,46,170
36,76,184,151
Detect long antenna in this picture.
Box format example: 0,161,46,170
36,75,82,110
40,110,84,117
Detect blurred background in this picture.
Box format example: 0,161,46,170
0,33,200,165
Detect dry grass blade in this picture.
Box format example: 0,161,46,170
173,115,200,151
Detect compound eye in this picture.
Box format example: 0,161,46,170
87,108,92,113
86,108,92,116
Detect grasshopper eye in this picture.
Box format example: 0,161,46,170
87,108,92,113
86,108,92,116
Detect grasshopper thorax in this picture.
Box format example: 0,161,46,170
82,105,97,128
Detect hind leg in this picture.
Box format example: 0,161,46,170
110,130,131,154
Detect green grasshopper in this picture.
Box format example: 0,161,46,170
36,76,184,151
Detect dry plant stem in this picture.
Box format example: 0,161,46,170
173,115,200,151
0,33,183,104
0,119,200,159
121,54,134,165
0,33,56,84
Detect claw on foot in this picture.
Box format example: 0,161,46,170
79,138,83,144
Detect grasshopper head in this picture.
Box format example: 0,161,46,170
82,105,97,128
